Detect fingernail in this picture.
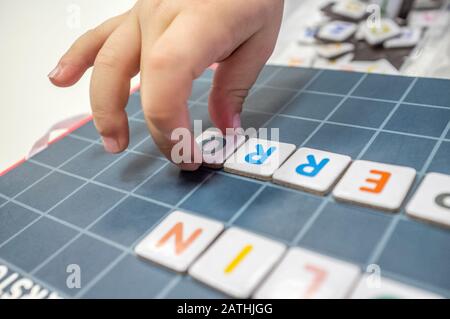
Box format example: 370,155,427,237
102,137,121,153
233,113,242,129
48,64,62,79
179,162,201,171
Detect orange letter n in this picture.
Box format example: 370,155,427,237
156,222,202,255
360,170,391,194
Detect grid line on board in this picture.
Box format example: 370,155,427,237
0,141,136,251
1,65,449,299
29,160,173,276
69,114,448,165
346,77,421,270
288,73,370,246
367,119,450,267
236,80,450,112
218,70,326,225
154,67,326,299
0,256,72,299
26,159,174,209
0,157,174,298
191,71,450,112
352,76,441,272
76,162,217,297
354,78,419,162
0,140,96,211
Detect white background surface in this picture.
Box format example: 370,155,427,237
0,0,134,173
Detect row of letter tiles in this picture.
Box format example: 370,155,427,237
197,133,450,225
134,210,442,299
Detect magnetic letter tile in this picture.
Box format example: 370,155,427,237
406,173,450,228
333,160,416,211
135,210,223,272
273,148,351,194
196,128,246,168
350,275,441,299
384,27,422,49
362,19,401,46
224,138,296,181
189,227,286,298
254,248,360,299
331,0,367,20
317,21,357,42
317,43,355,59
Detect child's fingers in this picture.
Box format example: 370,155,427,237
48,11,128,87
209,22,282,133
138,7,259,170
139,17,201,170
89,14,141,153
141,14,237,170
208,2,283,133
138,12,221,170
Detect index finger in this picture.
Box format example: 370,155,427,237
139,8,262,170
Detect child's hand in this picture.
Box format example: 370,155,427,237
49,0,284,170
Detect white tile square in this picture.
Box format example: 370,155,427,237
298,26,318,45
355,21,366,40
350,275,442,299
384,27,422,48
224,138,296,181
317,21,357,42
196,128,246,168
333,160,416,211
273,148,352,195
317,43,355,59
363,18,401,45
406,173,450,228
332,0,367,20
189,227,286,298
254,248,360,299
134,211,224,272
